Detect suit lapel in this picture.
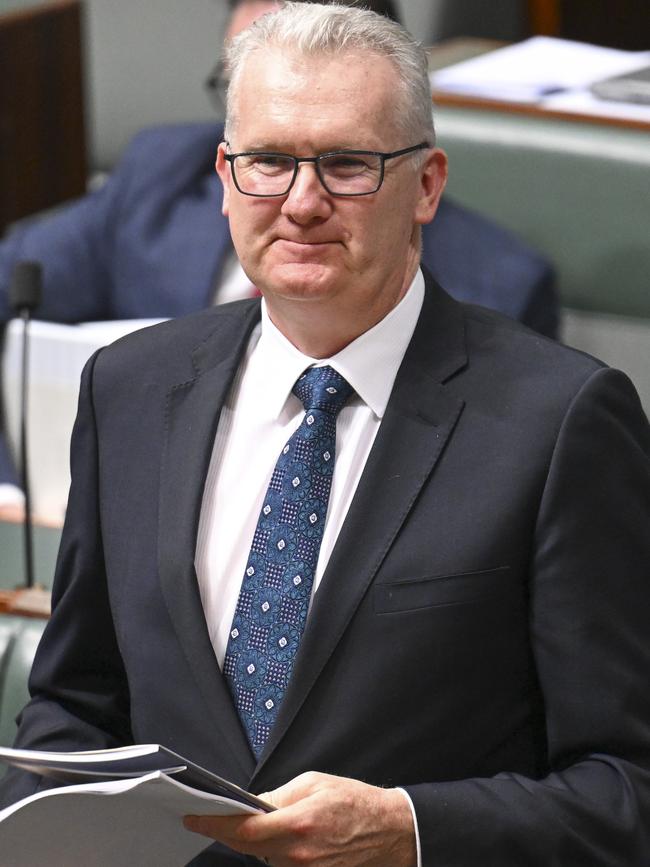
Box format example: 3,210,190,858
158,303,260,775
156,279,469,778
254,277,468,771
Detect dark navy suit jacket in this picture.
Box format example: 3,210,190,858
1,276,648,865
0,122,557,485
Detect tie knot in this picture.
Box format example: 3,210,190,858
293,365,353,416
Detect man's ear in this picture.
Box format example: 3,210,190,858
215,142,232,216
414,147,448,226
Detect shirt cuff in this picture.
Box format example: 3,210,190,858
395,787,422,867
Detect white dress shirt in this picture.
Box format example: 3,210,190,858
195,269,424,663
195,270,425,866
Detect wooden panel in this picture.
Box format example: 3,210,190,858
0,0,87,233
431,89,650,133
528,0,650,49
0,588,50,618
561,0,650,50
527,0,561,36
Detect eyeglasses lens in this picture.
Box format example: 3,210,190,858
232,153,382,196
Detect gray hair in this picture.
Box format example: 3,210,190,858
224,2,435,146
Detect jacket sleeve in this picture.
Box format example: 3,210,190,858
0,350,133,809
405,367,650,866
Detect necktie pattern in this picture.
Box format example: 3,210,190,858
224,365,353,757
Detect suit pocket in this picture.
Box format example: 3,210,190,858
373,566,512,614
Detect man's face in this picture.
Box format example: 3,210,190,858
216,48,446,336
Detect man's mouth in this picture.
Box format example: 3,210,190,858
274,238,339,258
278,238,337,247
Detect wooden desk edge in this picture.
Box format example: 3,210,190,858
431,90,650,133
0,588,51,619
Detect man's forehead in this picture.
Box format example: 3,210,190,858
239,44,395,85
231,48,400,149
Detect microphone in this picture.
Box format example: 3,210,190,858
9,261,43,316
9,262,42,590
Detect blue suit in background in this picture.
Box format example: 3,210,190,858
0,122,558,485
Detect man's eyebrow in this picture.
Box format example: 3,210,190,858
230,144,289,154
233,143,376,154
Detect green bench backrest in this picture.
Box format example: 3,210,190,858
436,107,650,319
0,617,47,755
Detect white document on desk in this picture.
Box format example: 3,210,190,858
430,36,650,103
2,318,166,524
0,770,259,867
542,87,650,122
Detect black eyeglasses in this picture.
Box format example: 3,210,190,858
224,143,430,197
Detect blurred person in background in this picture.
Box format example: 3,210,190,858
0,0,557,515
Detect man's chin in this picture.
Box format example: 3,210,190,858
263,262,340,300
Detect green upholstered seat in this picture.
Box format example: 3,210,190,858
0,617,46,760
0,522,61,592
435,105,650,411
436,107,650,319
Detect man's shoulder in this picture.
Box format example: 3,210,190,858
468,298,599,369
94,301,259,377
460,299,613,407
420,277,605,407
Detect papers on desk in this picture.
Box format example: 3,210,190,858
2,318,166,523
430,36,650,122
542,88,650,123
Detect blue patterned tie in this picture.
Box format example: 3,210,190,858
224,365,353,757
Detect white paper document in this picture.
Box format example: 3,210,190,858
430,36,650,105
3,317,166,522
542,88,650,123
0,743,272,866
0,742,269,809
0,771,258,867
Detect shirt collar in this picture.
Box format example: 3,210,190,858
250,269,425,420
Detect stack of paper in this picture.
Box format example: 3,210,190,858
0,743,269,867
430,36,650,121
0,772,255,867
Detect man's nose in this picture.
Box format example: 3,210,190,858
281,162,332,222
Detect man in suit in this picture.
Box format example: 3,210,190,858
0,0,557,508
2,4,648,865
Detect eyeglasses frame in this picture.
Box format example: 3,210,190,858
223,142,431,198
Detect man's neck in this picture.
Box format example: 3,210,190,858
264,257,420,359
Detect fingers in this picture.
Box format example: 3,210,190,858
183,810,297,865
183,812,265,845
184,772,416,867
259,770,331,809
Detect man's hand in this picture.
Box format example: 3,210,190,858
184,770,417,867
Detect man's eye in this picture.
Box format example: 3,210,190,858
248,155,293,174
322,155,372,176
